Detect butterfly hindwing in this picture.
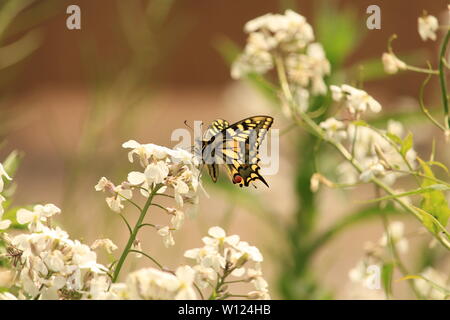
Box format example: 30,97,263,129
202,116,273,187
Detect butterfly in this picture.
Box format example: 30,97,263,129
200,115,274,188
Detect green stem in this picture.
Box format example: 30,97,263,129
128,249,163,269
438,29,450,129
405,65,439,75
112,185,160,282
418,72,447,132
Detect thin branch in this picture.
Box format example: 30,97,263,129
118,214,132,235
419,65,447,132
128,249,163,269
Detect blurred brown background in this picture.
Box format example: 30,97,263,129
1,0,449,299
10,0,448,90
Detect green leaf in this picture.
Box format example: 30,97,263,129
400,132,413,156
381,262,394,297
386,132,403,146
418,159,450,233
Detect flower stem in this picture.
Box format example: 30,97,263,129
405,65,439,75
438,29,450,129
112,185,160,282
419,71,448,132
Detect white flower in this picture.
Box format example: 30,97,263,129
91,238,118,254
157,226,175,247
203,226,240,248
418,15,439,41
387,119,404,137
17,204,61,231
145,161,169,185
4,207,111,300
382,52,406,74
234,241,264,263
359,157,386,182
43,250,65,272
192,265,217,289
248,290,270,300
94,177,112,192
107,185,132,213
122,140,174,166
379,221,409,254
71,240,107,273
86,274,111,300
0,217,11,230
232,10,315,79
184,227,269,299
173,179,189,207
331,84,382,114
125,268,192,300
95,177,133,213
231,35,274,79
169,208,185,230
286,43,330,95
174,266,197,300
320,118,347,141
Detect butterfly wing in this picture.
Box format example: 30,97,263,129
202,119,230,182
223,116,273,187
203,116,273,187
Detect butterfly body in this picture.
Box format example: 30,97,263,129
201,116,273,188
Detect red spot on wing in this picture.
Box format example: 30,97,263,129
233,175,242,184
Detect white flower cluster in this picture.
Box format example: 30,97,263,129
0,164,12,230
2,204,111,300
231,10,330,96
318,87,416,186
184,227,270,300
95,141,202,247
331,84,382,115
109,266,197,300
348,120,416,185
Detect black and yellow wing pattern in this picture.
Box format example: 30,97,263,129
201,116,273,187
